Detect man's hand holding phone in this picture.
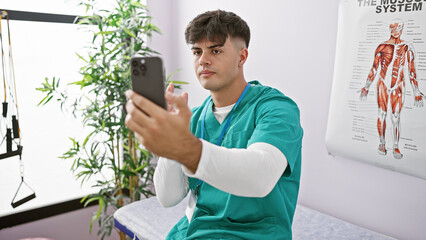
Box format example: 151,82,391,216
125,84,201,173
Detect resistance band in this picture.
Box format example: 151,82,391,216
0,10,33,207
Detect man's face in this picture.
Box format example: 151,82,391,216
390,22,403,39
191,37,244,92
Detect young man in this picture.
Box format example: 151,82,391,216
125,10,303,239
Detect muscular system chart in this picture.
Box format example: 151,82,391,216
326,0,426,179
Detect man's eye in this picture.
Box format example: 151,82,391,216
212,49,221,54
193,51,202,55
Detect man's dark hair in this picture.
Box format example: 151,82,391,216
185,10,250,48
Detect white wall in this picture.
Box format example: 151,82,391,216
148,0,426,240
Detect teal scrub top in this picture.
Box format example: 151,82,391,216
166,81,303,240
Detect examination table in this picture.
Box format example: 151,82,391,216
114,196,394,240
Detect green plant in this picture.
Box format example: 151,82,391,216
36,0,186,239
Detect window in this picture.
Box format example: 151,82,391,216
0,0,117,222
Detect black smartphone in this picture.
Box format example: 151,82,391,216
130,56,167,109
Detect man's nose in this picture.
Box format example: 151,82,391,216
199,52,211,66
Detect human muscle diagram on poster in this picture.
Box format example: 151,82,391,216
326,0,426,180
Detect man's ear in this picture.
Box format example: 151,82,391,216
238,48,248,67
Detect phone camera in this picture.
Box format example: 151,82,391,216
131,60,138,67
132,69,139,75
140,64,147,75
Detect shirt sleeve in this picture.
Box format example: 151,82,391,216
153,157,189,207
248,96,303,176
182,139,287,198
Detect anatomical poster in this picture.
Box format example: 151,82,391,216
326,0,426,179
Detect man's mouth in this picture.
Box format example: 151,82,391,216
200,70,215,77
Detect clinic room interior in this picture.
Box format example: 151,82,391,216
1,0,425,240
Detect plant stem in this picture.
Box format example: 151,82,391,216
128,131,133,202
116,133,123,208
114,132,126,240
132,135,139,201
119,231,126,240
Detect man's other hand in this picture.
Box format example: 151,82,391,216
166,83,189,113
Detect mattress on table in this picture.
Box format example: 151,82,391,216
114,196,188,240
114,196,394,240
292,205,394,240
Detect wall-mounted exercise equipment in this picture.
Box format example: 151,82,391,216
0,8,86,213
0,10,35,208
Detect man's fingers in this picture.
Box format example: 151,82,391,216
125,113,147,135
165,92,191,116
166,84,175,112
126,90,164,117
125,100,153,125
166,83,175,93
182,92,189,104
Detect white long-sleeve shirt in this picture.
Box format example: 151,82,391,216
153,104,288,208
